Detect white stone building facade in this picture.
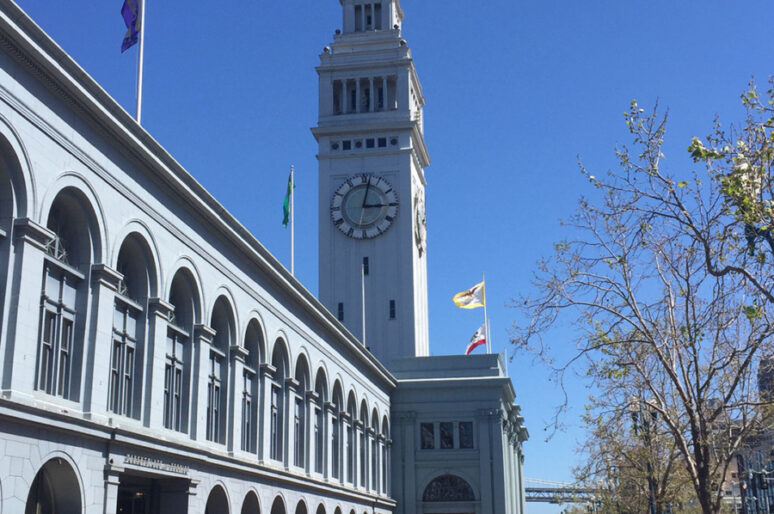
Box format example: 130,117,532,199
0,1,527,513
0,1,393,513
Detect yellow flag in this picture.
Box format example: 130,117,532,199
452,281,485,309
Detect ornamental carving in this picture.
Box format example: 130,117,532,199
422,474,475,502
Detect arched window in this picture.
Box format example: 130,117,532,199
359,400,368,488
422,474,475,502
314,368,327,474
209,296,235,444
381,416,389,493
315,504,326,514
346,391,357,484
295,500,308,514
241,491,260,514
165,268,200,432
111,233,155,418
294,355,310,468
331,381,343,480
25,458,82,514
204,485,230,514
242,319,263,453
371,409,379,491
270,340,288,462
270,496,286,514
38,188,100,401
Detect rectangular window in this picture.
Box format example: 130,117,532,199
109,301,138,417
349,88,357,112
271,385,283,461
346,422,354,482
459,421,474,448
440,422,454,449
371,437,378,489
420,422,434,449
206,353,222,442
315,405,323,473
363,257,369,276
389,300,396,320
57,318,73,397
366,138,375,149
331,415,340,478
294,397,304,467
360,428,367,486
354,5,363,31
242,371,253,452
39,310,57,394
374,3,382,29
365,4,372,29
338,302,344,321
342,140,352,151
378,137,387,148
164,328,186,432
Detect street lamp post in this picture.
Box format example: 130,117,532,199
630,397,658,514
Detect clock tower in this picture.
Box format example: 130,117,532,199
313,0,430,366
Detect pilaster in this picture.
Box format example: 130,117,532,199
2,218,55,394
192,323,216,440
144,297,173,429
228,344,248,453
258,363,277,463
83,264,123,418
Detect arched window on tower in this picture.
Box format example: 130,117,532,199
270,341,288,462
38,188,99,401
208,296,234,444
111,233,155,418
242,319,263,453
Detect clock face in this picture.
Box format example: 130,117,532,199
331,174,398,239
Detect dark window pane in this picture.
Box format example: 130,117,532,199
440,422,454,449
459,421,474,448
420,422,434,449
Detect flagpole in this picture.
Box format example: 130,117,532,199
482,272,491,353
290,165,295,276
135,0,146,123
361,262,367,347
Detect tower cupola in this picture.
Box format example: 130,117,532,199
340,0,404,35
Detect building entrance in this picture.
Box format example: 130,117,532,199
116,474,188,514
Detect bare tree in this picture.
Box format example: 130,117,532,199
513,82,774,514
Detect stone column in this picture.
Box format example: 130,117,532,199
103,465,122,514
258,363,276,463
83,264,122,418
285,377,299,470
1,218,54,394
191,324,216,440
144,298,172,429
229,344,248,453
476,408,496,513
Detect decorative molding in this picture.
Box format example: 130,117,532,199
91,263,122,291
13,216,54,250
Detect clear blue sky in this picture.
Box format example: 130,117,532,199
15,1,774,512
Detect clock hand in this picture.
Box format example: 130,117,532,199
359,176,372,226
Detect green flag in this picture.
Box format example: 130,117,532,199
282,170,294,227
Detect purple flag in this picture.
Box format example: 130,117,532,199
121,0,140,53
